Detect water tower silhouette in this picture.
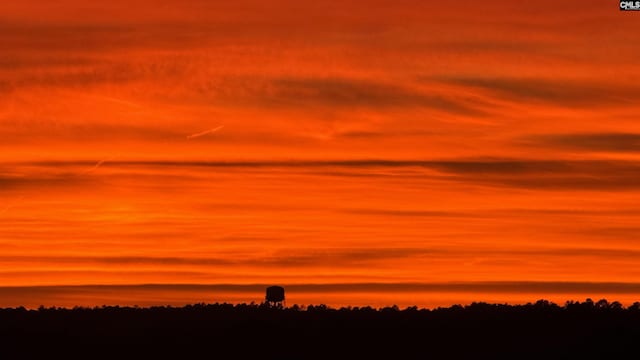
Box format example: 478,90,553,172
265,285,285,308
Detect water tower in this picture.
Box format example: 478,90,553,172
265,285,285,308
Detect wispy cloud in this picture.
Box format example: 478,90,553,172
422,160,640,190
0,175,89,192
523,133,640,152
432,76,638,108
3,245,640,268
13,159,640,191
3,281,640,295
0,248,435,268
226,77,488,115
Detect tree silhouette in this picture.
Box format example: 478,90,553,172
0,299,639,359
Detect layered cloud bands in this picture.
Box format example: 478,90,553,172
1,0,640,307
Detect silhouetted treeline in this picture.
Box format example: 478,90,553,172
1,299,640,359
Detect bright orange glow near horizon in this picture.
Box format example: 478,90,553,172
2,0,640,308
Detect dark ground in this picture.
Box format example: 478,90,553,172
1,299,639,359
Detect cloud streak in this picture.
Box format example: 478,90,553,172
434,76,638,108
3,281,640,296
524,133,640,152
242,78,486,114
9,159,640,191
3,246,640,268
108,159,640,190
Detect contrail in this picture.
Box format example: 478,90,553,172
78,93,145,109
98,96,144,109
85,155,119,174
186,125,224,139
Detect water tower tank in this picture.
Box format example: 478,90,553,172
265,286,285,308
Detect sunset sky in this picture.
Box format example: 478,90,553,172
2,0,640,308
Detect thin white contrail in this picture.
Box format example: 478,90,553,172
186,125,224,139
78,93,145,109
85,155,119,174
98,96,145,109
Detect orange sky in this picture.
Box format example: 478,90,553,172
1,0,640,308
